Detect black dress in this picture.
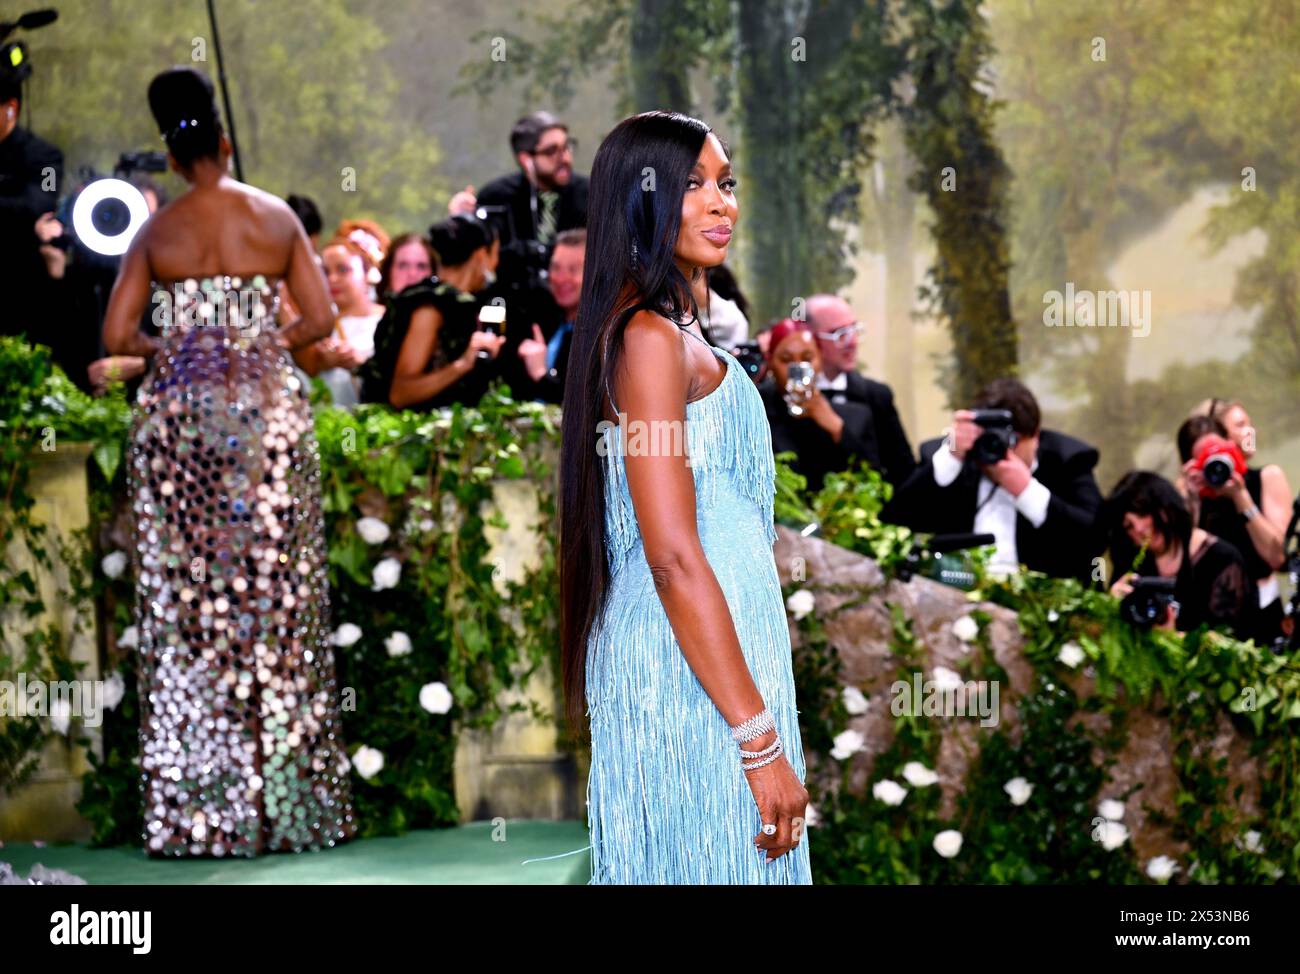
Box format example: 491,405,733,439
758,375,911,494
1174,532,1258,642
359,277,500,410
1198,468,1282,644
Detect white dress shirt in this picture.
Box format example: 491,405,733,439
931,443,1051,573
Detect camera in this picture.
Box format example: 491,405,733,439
1192,434,1247,495
731,341,763,383
970,408,1018,465
1119,576,1178,628
783,361,815,417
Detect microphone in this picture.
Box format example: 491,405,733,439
923,532,996,554
20,10,60,29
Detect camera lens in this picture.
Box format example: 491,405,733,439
1203,456,1232,487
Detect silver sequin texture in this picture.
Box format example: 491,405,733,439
129,275,356,856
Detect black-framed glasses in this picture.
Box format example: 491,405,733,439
532,138,577,159
815,321,863,344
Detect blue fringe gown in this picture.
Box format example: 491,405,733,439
584,329,814,884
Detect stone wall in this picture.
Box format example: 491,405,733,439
774,525,1262,866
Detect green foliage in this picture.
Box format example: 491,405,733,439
0,337,131,794
310,392,561,837
785,453,1296,884
34,0,446,234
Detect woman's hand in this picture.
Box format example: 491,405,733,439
318,336,366,370
743,738,810,865
458,329,506,368
1110,571,1136,599
87,355,146,394
517,323,549,380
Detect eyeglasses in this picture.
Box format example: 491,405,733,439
531,138,577,159
815,321,863,344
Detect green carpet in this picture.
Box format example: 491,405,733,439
0,820,592,884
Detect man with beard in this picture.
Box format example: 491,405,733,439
448,111,589,398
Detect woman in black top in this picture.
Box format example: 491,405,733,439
1177,401,1292,645
757,317,912,494
1107,471,1257,641
371,213,506,410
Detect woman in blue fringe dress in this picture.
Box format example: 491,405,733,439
557,111,813,884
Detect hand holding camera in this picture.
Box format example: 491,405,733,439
1186,434,1248,499
1111,572,1179,630
472,304,508,362
783,361,817,417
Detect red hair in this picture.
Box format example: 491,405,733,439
765,318,814,361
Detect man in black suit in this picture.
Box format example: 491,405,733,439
514,228,584,404
882,378,1104,581
0,72,63,339
448,112,588,400
447,111,588,292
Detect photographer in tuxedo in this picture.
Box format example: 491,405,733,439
883,377,1104,581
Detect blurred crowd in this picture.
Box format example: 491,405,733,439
3,93,1293,649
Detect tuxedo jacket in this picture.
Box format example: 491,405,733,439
759,371,917,493
474,170,589,251
881,428,1104,581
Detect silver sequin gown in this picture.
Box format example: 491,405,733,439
129,275,356,856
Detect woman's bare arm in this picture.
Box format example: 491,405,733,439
101,230,161,359
617,311,772,739
276,222,334,351
389,306,472,408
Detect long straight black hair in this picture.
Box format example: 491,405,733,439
558,110,725,735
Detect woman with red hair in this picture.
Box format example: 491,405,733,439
757,318,915,494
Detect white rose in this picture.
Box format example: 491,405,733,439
830,728,866,761
872,779,908,806
352,745,385,779
371,557,402,591
419,681,454,714
933,829,963,858
1058,641,1086,668
803,803,819,828
103,672,125,710
1238,830,1263,853
1047,609,1060,623
1146,855,1179,882
101,550,127,579
117,625,139,649
1098,799,1125,821
1096,820,1129,851
902,761,939,787
384,631,413,657
951,615,979,643
786,589,815,621
356,517,391,545
49,698,72,735
932,666,963,693
1004,776,1033,806
841,686,869,715
331,623,363,647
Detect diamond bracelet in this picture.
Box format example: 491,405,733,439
730,707,776,744
739,736,782,759
741,741,784,772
